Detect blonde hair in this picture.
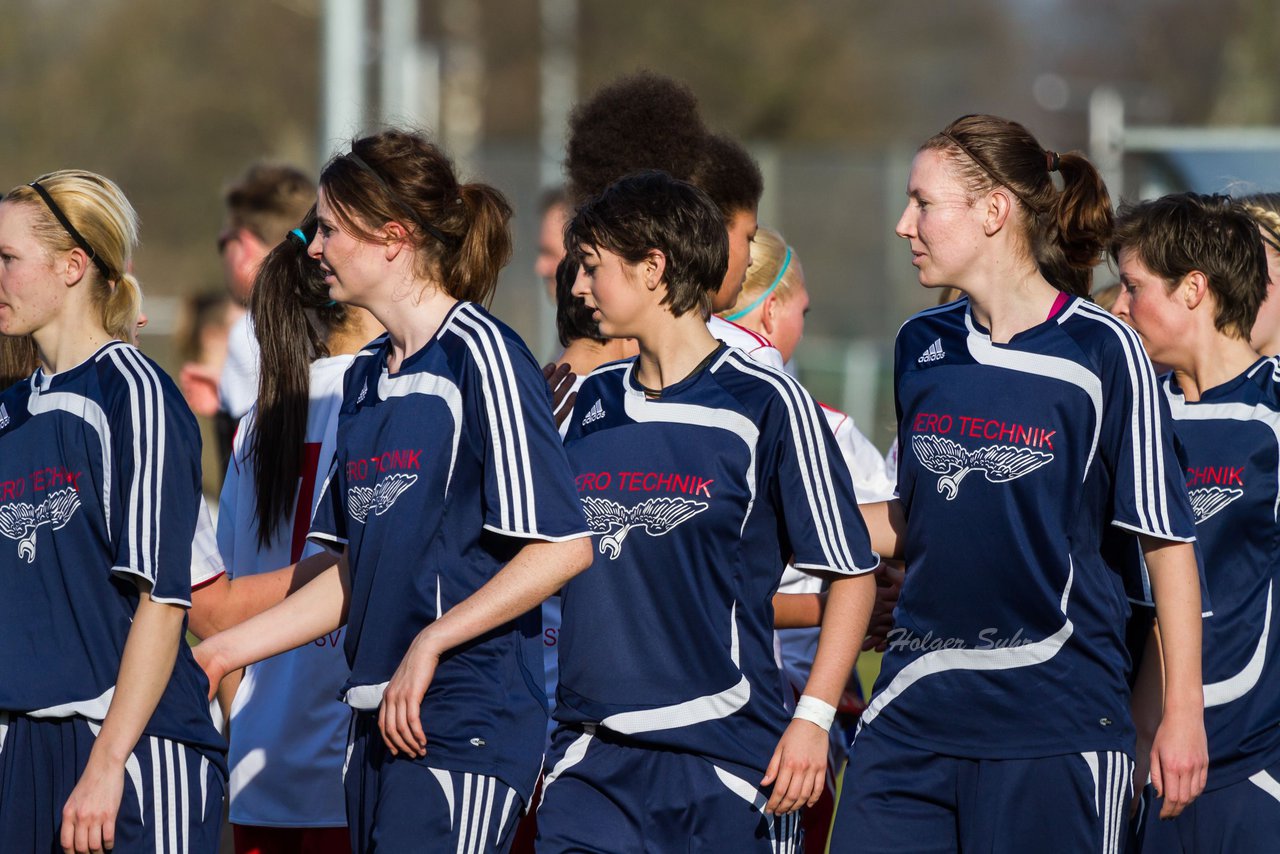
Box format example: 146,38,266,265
721,226,803,319
4,169,142,339
1243,195,1280,245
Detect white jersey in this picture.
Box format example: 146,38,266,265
776,404,890,693
216,354,353,827
218,312,260,420
708,314,785,371
190,496,227,588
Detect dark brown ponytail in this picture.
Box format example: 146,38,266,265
319,129,513,306
923,114,1114,298
248,209,348,549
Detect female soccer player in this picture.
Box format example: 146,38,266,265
194,130,593,854
1110,193,1279,852
197,214,382,854
0,170,225,853
830,115,1208,854
537,171,879,852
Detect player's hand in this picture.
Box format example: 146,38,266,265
60,755,124,853
862,562,903,651
192,640,226,702
379,630,441,758
761,718,828,815
178,362,221,418
1150,706,1207,818
542,362,578,428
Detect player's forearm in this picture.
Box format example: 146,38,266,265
414,536,593,658
1141,537,1204,714
91,595,186,766
800,572,876,706
199,559,350,674
858,499,906,561
773,591,825,629
189,551,339,639
1131,622,1164,753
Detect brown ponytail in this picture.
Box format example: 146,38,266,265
319,129,513,306
0,336,37,388
923,115,1114,298
247,210,349,549
442,182,513,306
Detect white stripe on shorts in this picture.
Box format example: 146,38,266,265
1250,768,1280,804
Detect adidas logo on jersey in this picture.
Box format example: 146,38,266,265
917,339,945,364
0,403,8,430
582,399,606,426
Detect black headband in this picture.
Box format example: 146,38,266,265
940,132,1043,214
28,181,113,281
344,153,457,248
1259,223,1280,255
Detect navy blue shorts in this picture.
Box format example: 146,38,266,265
344,711,523,854
536,724,802,853
0,712,225,853
831,724,1134,854
1140,760,1280,853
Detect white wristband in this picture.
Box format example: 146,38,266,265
792,695,837,731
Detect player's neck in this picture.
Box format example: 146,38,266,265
326,307,385,358
558,337,635,376
966,267,1061,344
1171,333,1260,402
374,283,458,373
32,314,113,376
634,313,719,392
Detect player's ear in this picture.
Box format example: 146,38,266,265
642,249,666,293
382,220,411,261
760,294,781,335
1179,270,1209,311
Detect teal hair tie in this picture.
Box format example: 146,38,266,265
289,227,308,245
723,245,791,322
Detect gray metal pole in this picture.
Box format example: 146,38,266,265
322,0,368,162
536,0,577,358
379,0,419,126
1089,86,1125,203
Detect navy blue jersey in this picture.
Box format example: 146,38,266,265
864,297,1196,759
308,301,589,799
1162,357,1280,790
555,346,878,779
0,342,224,764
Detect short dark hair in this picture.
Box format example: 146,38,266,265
1110,193,1268,338
691,133,763,221
224,162,316,244
565,72,710,203
554,256,605,348
567,171,728,319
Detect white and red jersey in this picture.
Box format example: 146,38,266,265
776,404,892,694
190,495,226,589
215,354,354,828
708,314,785,371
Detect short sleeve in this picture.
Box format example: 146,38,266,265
465,326,588,541
218,313,260,420
1100,329,1197,542
307,455,348,549
767,378,879,576
191,495,226,589
105,348,202,605
824,407,896,504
